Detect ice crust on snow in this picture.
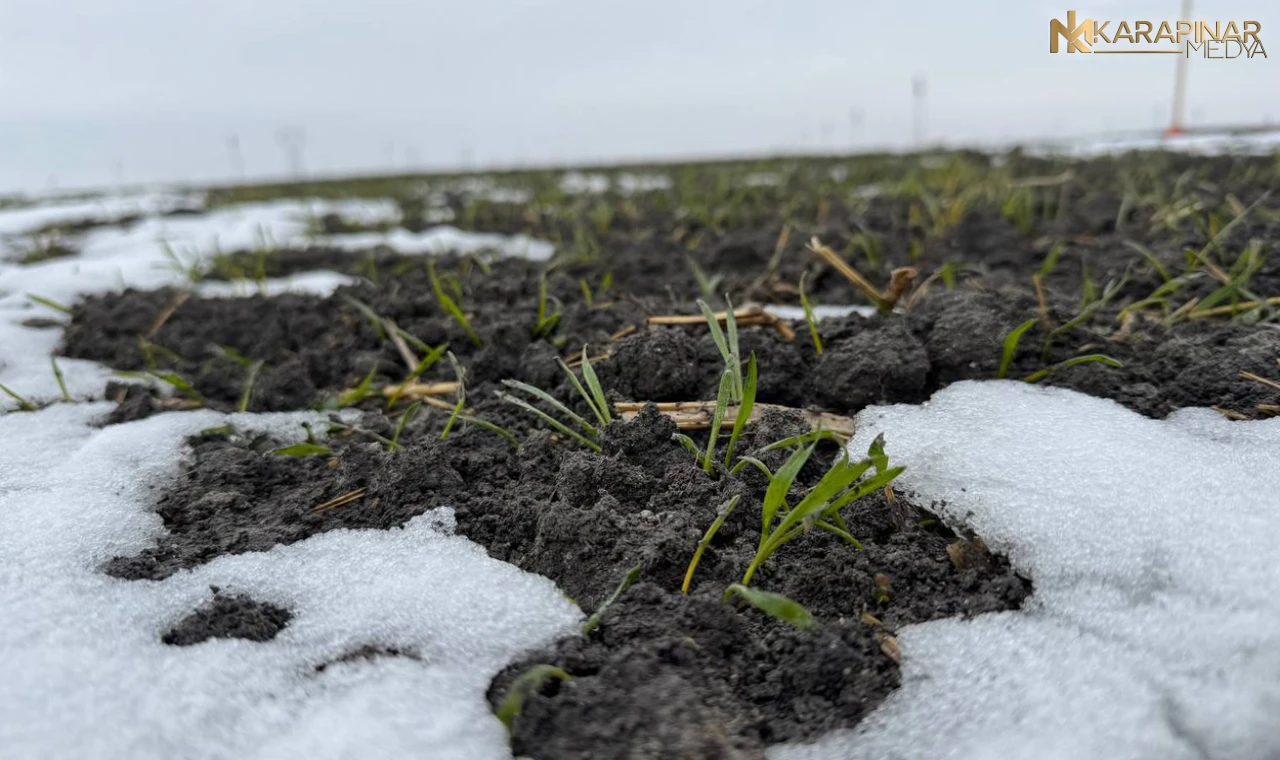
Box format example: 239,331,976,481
763,303,878,321
0,405,581,758
773,381,1280,760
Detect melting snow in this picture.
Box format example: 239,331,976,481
763,304,878,321
0,405,580,759
0,197,554,408
775,381,1280,760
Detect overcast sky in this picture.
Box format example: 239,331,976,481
0,0,1274,191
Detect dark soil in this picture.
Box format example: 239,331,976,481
51,151,1280,757
161,590,291,646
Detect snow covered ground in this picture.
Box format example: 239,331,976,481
776,382,1280,760
0,195,552,409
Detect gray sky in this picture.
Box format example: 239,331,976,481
0,0,1274,192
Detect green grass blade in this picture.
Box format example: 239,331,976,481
385,342,448,410
27,294,72,314
760,438,817,550
673,432,704,465
728,455,773,480
0,383,36,411
391,400,423,447
704,370,733,473
815,519,865,550
502,379,597,436
236,359,265,413
998,319,1038,379
50,357,71,402
338,365,378,408
429,260,482,346
341,295,388,341
495,664,571,733
579,350,612,425
682,496,740,593
1024,354,1123,383
696,299,732,368
274,442,331,457
582,564,643,635
723,353,757,468
724,295,742,399
497,391,601,452
757,428,843,452
724,584,816,629
151,372,202,402
454,413,520,447
799,272,823,355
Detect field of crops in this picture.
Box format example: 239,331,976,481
2,148,1279,759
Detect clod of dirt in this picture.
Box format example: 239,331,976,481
603,328,703,401
809,318,930,411
161,590,291,646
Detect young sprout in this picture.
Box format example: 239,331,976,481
337,366,379,408
582,564,643,635
532,272,562,339
494,664,571,734
500,350,612,451
274,442,332,457
1023,354,1122,383
724,584,816,629
50,357,71,402
721,353,758,468
799,272,823,355
696,297,743,402
0,383,37,412
27,293,72,314
150,371,204,404
998,319,1038,379
429,260,482,346
682,495,741,593
389,399,424,447
441,352,467,440
385,343,448,410
236,360,265,413
737,434,904,588
686,255,724,299
340,295,389,341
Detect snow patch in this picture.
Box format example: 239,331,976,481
774,381,1280,760
764,304,878,321
0,405,581,759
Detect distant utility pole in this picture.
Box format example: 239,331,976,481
226,134,245,180
911,74,927,148
848,107,864,147
276,127,306,178
1166,0,1192,136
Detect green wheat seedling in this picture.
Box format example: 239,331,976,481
697,297,743,402
390,400,422,448
674,352,758,473
274,441,332,457
336,366,379,408
494,664,571,734
50,357,71,402
686,256,724,299
999,320,1122,382
735,434,904,589
724,584,816,629
799,272,823,355
582,564,643,635
1043,270,1129,358
385,342,448,410
499,350,611,451
428,260,482,346
0,383,37,412
682,495,741,593
532,272,562,339
441,351,467,440
158,238,208,284
998,319,1038,379
1024,354,1123,383
27,293,72,314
